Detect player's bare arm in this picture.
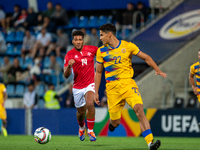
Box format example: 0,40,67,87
94,63,104,106
137,51,167,78
189,72,198,95
64,59,75,78
2,91,7,107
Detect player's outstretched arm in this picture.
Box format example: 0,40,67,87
189,72,198,95
94,62,104,106
2,91,7,107
137,51,167,78
63,59,75,79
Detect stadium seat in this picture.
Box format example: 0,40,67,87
6,84,15,97
25,87,28,93
15,31,24,43
122,29,131,39
6,43,15,55
51,75,57,85
107,15,113,23
59,72,65,83
14,44,22,55
174,97,184,108
38,84,45,97
186,98,197,108
18,57,24,66
96,29,100,36
78,16,88,28
34,31,40,37
44,74,50,83
30,30,34,35
0,57,4,66
86,29,91,35
15,84,25,97
24,58,33,68
56,57,63,68
1,32,6,39
44,56,51,68
38,98,44,109
88,16,98,27
116,30,122,40
6,31,15,43
9,57,14,64
68,16,79,28
98,15,108,26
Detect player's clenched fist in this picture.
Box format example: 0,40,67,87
68,59,75,67
94,93,100,106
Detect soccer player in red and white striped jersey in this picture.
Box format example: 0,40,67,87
64,30,98,142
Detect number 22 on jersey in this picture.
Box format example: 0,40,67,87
113,56,122,64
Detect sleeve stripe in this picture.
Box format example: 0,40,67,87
136,50,141,56
96,61,103,64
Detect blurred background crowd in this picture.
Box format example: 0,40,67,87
0,1,169,109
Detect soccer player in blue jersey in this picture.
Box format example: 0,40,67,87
94,23,167,150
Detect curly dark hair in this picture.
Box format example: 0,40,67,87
72,30,84,39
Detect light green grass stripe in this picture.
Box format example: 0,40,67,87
0,135,200,150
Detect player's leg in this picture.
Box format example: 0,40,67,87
109,118,121,132
0,119,2,133
76,106,86,141
73,88,87,141
106,82,124,132
2,119,7,137
133,104,160,150
85,91,95,130
197,95,200,103
0,106,7,137
85,83,96,141
197,95,200,128
108,99,125,132
125,79,160,150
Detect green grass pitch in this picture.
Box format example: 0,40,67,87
0,135,200,150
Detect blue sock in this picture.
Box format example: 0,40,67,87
142,129,153,145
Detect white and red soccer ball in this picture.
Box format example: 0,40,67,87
34,127,51,144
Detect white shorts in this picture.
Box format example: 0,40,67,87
72,83,95,108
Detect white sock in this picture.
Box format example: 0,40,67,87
88,129,93,133
79,125,85,131
148,142,152,149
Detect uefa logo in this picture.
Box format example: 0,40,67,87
159,9,200,39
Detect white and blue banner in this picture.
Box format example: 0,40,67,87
132,0,200,63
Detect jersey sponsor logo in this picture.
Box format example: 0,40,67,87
75,55,78,58
121,48,126,53
81,58,87,66
159,9,200,39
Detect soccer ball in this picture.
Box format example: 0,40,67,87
34,127,51,144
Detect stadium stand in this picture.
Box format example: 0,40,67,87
0,0,184,109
